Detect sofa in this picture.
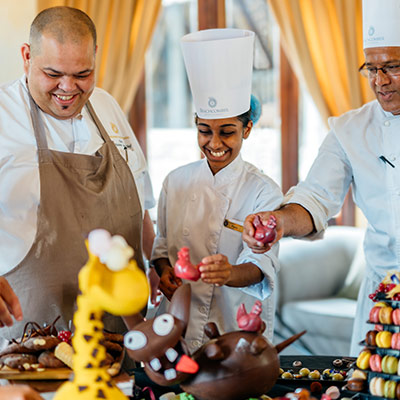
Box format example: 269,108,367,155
273,225,365,356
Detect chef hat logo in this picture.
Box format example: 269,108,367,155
368,26,375,36
208,97,217,108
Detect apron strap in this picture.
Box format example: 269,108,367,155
28,92,49,150
86,100,113,145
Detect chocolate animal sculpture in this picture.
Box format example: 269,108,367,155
125,279,305,400
180,324,305,400
54,230,149,400
124,283,199,386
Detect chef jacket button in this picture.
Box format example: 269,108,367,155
183,228,189,236
384,120,391,127
199,306,207,314
191,194,196,201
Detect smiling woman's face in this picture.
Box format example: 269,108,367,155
196,116,252,175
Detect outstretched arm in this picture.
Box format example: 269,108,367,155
199,254,263,287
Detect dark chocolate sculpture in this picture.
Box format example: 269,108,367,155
181,324,305,400
125,283,305,400
124,284,198,386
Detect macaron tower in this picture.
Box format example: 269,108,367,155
353,271,400,399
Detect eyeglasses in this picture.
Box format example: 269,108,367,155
359,63,400,78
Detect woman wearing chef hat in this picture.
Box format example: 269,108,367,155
151,28,283,352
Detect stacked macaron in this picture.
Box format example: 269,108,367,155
360,281,400,399
365,330,400,351
369,303,400,325
369,376,399,399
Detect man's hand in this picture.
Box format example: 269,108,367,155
159,267,182,301
0,385,43,400
243,212,283,254
199,254,232,286
0,277,23,327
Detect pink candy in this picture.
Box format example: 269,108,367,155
253,215,277,244
174,247,201,281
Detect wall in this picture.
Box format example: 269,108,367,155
0,0,36,84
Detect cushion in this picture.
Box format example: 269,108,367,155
336,241,366,300
280,298,357,355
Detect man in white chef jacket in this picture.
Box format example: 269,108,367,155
243,0,400,356
0,6,155,337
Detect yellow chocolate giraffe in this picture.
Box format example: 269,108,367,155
54,231,149,400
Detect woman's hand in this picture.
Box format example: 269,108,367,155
199,254,232,286
159,267,182,301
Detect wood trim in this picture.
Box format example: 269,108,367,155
280,45,299,194
128,68,147,158
198,0,226,30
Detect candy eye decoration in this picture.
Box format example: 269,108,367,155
153,314,174,336
124,330,147,350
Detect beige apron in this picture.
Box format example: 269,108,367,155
3,95,144,339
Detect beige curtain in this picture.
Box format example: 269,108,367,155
268,0,374,122
37,0,161,113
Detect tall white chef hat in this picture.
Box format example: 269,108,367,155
363,0,400,49
181,28,255,119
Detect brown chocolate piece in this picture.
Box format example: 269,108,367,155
103,340,122,353
99,352,114,367
103,331,124,343
24,335,61,351
365,330,378,346
0,353,38,369
38,350,66,368
346,378,365,392
0,342,36,356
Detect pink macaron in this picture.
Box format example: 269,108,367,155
370,306,382,323
370,354,383,372
393,308,400,325
392,332,400,350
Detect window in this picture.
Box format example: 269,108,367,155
146,0,198,216
298,86,328,181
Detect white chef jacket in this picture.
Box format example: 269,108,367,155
0,76,155,275
285,99,400,355
152,154,283,353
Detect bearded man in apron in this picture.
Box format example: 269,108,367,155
0,6,155,339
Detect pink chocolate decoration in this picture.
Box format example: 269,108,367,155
174,247,201,281
236,301,264,332
253,215,277,244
